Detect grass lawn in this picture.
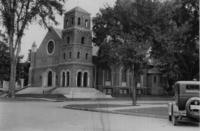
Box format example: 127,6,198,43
116,107,168,118
64,104,168,119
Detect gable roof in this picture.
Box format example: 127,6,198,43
51,27,62,39
66,6,90,15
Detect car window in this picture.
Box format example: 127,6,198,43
185,85,200,93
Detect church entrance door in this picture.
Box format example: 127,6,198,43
77,72,82,87
62,72,65,87
47,71,52,87
83,72,88,87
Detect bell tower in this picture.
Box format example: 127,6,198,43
62,7,93,88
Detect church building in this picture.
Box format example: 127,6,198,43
29,7,93,88
29,7,166,97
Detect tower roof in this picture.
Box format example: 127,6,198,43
66,6,90,15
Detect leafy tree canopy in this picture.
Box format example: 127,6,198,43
0,32,10,81
0,0,65,97
93,0,199,85
93,0,159,71
151,0,199,82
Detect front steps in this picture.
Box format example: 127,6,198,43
16,87,55,95
52,87,112,99
16,87,112,99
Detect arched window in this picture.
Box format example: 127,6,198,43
67,37,70,44
71,17,74,25
56,75,58,84
47,71,52,87
78,17,81,25
105,68,111,81
66,71,70,87
69,52,72,58
62,72,65,87
83,72,88,87
122,68,127,82
63,53,66,60
154,76,157,83
66,19,68,26
85,19,88,27
81,37,85,44
77,52,80,59
77,72,82,87
85,53,88,60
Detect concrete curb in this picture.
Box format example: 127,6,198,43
63,105,167,119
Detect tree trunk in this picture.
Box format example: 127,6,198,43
9,58,17,98
130,71,136,106
8,36,16,98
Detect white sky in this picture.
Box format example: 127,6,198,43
20,0,116,61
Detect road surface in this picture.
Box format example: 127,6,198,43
0,101,199,131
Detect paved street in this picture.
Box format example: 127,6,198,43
0,100,199,131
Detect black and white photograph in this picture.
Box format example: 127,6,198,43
0,0,199,130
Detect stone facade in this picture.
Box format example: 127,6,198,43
29,7,93,88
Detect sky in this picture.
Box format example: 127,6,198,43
20,0,116,61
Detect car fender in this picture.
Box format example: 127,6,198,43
168,103,173,116
172,102,179,116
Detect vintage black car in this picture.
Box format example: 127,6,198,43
168,81,200,125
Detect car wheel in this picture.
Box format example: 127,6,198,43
185,97,200,120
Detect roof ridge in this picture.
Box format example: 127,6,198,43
65,6,90,14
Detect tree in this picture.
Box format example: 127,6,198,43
0,32,10,81
151,0,199,91
0,31,25,84
0,0,65,98
93,0,157,105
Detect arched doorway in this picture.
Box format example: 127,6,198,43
77,72,82,87
66,71,70,87
47,71,52,87
62,72,65,87
83,72,88,87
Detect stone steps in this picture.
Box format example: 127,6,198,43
16,87,112,99
16,87,55,94
52,87,112,99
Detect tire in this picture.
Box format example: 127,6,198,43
185,97,200,120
